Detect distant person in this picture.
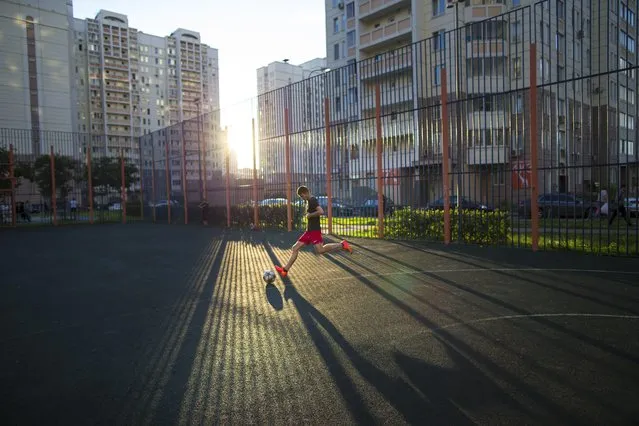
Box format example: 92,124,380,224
608,184,633,226
199,199,209,226
70,197,78,220
275,185,352,278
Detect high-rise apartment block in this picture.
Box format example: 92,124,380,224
0,0,222,197
256,58,328,188
71,11,222,192
324,0,638,204
0,0,76,156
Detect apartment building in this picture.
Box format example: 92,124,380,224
256,58,328,192
323,0,639,206
71,10,221,195
592,0,639,189
0,0,75,156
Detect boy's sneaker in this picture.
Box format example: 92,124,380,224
275,265,288,277
341,240,353,254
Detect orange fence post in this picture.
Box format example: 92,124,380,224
375,84,384,239
252,118,259,228
225,146,231,227
284,107,292,232
165,143,171,224
121,150,126,224
441,70,451,245
87,143,94,224
9,144,16,227
181,124,189,225
529,43,540,251
325,97,333,235
50,146,57,226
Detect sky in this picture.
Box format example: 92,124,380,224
72,0,327,167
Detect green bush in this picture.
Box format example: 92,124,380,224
385,207,511,245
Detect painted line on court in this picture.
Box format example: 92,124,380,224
426,313,639,335
322,267,639,283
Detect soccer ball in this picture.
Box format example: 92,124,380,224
263,270,276,283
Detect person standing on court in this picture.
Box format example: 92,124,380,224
199,199,209,226
608,184,633,226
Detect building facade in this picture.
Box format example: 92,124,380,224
323,0,638,207
0,0,75,156
256,58,328,193
71,10,222,194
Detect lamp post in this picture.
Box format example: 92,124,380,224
194,97,204,201
447,0,464,242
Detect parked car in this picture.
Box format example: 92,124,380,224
149,200,180,208
315,196,354,217
355,196,395,217
258,198,304,208
518,193,595,218
626,197,639,217
426,196,493,212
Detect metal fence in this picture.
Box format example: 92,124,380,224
1,0,638,256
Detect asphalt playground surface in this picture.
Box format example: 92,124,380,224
1,224,639,425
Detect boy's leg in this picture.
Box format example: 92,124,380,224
315,240,353,255
275,241,305,277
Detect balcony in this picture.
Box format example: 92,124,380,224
104,61,129,71
106,95,130,104
107,129,132,137
106,105,130,115
358,0,411,22
466,111,507,129
359,50,412,79
359,16,411,51
465,76,507,94
466,39,508,58
363,84,414,108
467,145,509,165
105,73,129,82
105,85,129,93
465,3,508,22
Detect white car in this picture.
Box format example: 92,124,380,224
626,197,638,217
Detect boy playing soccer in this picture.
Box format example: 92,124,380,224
275,186,352,277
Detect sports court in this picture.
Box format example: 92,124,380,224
1,224,638,425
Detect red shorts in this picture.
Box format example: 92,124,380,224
298,230,324,245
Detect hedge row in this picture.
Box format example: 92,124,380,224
384,208,511,245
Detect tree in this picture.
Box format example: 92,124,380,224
32,154,79,200
0,146,30,192
88,156,139,198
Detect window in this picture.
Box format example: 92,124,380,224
513,93,524,113
511,21,522,41
348,87,358,104
433,0,445,17
347,30,356,47
620,2,636,26
333,43,340,60
620,112,635,129
346,2,355,18
555,32,565,53
620,139,635,155
434,64,444,85
512,56,522,77
333,17,339,33
432,31,445,50
557,0,565,20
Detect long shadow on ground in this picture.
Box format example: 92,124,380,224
261,239,532,424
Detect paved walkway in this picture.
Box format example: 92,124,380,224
1,224,638,425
